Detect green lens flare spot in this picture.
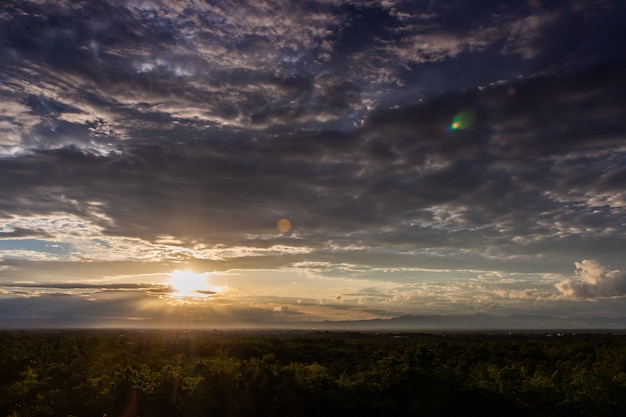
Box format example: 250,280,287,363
449,110,476,131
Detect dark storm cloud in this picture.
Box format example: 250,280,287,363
0,0,354,142
2,0,623,154
2,53,625,275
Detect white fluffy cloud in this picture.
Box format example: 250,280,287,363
556,260,626,299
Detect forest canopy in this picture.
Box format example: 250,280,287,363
1,330,625,417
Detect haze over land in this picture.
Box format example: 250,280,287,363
1,0,625,329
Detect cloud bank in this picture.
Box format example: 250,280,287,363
557,260,626,299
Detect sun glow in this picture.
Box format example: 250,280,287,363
169,270,215,299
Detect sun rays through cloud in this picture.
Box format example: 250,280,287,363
167,270,220,302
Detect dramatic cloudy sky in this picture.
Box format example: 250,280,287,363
1,0,625,328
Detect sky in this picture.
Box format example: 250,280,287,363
1,0,625,329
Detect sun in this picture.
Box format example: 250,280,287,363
169,270,212,298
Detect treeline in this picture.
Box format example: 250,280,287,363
1,330,625,416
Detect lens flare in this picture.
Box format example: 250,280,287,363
277,218,292,233
449,110,476,131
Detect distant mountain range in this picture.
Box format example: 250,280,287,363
2,313,625,331
306,313,626,331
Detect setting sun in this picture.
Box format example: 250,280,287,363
170,270,212,298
